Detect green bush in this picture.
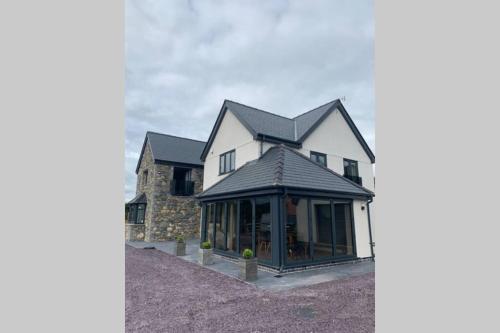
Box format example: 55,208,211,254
175,235,185,243
242,248,253,259
201,241,211,249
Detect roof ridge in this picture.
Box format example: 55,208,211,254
272,145,285,185
147,131,206,143
280,145,374,195
293,99,339,119
225,99,294,122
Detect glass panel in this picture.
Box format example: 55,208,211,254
311,200,332,259
285,197,311,262
344,159,358,177
334,203,354,256
215,203,225,250
230,151,235,171
225,152,231,172
239,200,253,254
226,201,237,253
255,198,271,261
128,205,137,223
136,204,146,224
219,155,225,174
206,204,214,245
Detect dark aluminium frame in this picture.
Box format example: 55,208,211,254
200,190,366,270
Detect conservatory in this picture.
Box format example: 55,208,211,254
196,145,374,270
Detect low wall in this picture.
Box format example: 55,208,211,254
125,224,145,241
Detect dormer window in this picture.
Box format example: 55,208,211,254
219,150,235,175
310,151,327,167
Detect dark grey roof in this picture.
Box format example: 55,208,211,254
127,192,147,205
294,100,336,140
225,100,296,141
197,145,374,199
136,132,206,173
201,99,375,163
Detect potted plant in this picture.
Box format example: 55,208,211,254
239,248,257,281
175,235,186,256
198,241,213,265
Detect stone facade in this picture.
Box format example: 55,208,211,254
133,141,204,242
125,223,145,241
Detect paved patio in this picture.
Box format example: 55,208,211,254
126,239,374,291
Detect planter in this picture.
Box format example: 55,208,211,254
199,248,213,265
238,257,258,281
175,241,186,256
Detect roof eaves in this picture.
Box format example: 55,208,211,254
335,102,376,163
135,135,151,174
283,145,375,196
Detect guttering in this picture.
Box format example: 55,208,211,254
367,197,375,260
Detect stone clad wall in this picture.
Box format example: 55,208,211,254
135,142,156,238
125,224,145,241
132,139,204,242
146,165,203,241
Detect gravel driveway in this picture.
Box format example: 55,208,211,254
126,245,374,333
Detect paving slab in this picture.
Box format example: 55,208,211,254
126,239,375,291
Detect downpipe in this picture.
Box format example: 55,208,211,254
367,197,375,261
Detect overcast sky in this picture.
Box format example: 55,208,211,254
125,0,374,201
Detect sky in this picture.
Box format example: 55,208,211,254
125,0,374,201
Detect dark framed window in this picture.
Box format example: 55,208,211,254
219,150,235,175
343,159,362,185
310,151,327,167
127,204,146,224
171,167,194,196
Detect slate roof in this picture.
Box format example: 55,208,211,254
126,192,147,205
201,99,375,163
136,132,206,173
197,145,374,199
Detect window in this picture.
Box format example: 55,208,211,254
219,150,235,174
171,167,194,196
343,159,362,185
311,199,333,260
239,199,253,255
334,203,354,256
285,197,311,263
310,151,327,167
127,204,146,224
214,203,226,250
142,170,148,186
255,198,271,261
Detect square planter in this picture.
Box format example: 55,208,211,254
175,241,186,256
199,248,213,265
238,257,258,281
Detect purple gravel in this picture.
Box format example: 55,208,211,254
126,245,374,333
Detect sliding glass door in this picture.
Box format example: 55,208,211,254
311,199,333,260
334,203,355,257
285,196,356,266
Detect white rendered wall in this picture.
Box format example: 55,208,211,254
353,199,372,258
298,108,375,192
203,110,260,190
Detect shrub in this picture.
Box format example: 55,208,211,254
242,248,253,259
201,241,211,249
175,235,185,243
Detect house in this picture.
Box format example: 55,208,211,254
196,99,375,270
125,132,205,242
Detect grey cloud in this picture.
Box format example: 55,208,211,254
125,0,374,201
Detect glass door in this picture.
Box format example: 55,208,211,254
311,199,333,261
333,202,355,257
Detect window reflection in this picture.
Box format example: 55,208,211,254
285,197,310,262
255,198,271,261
